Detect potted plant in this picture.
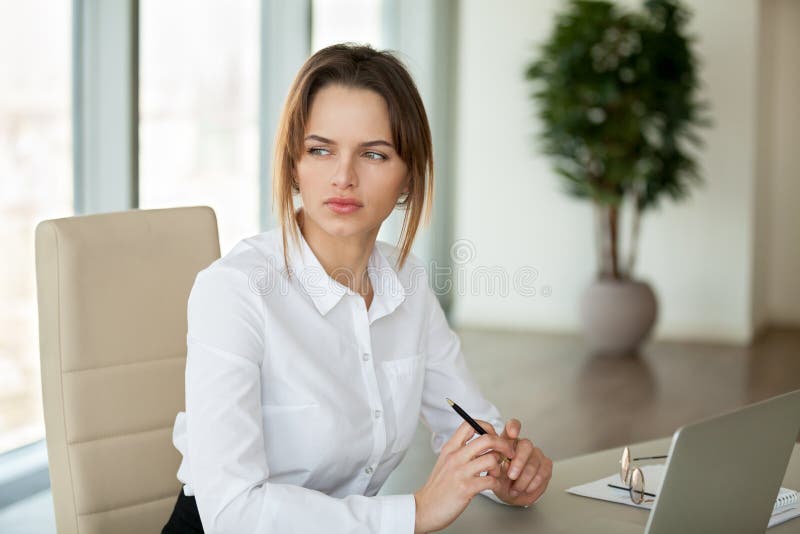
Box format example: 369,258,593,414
525,0,708,355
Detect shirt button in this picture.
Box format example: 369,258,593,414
365,466,373,475
362,352,370,361
374,409,382,419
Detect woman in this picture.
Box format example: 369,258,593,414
162,43,552,534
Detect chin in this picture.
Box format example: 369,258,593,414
323,222,361,238
314,209,366,238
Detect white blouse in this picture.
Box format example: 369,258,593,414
171,214,510,533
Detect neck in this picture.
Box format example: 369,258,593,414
296,208,376,296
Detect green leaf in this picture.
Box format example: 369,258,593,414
523,0,707,215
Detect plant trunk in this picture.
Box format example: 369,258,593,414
593,202,607,278
608,204,620,279
627,196,642,278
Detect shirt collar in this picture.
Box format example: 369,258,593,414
284,212,407,320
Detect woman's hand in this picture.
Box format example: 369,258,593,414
413,420,516,534
490,418,553,507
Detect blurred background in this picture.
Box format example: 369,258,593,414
1,0,798,531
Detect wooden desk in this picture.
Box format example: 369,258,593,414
440,437,800,533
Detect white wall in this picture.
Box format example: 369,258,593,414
451,0,797,344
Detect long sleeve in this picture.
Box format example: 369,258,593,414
182,265,416,533
417,281,519,507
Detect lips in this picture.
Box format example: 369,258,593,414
325,197,363,214
325,197,363,207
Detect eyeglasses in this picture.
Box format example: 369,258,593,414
607,446,668,504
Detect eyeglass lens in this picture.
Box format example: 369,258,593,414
630,467,645,504
619,446,631,484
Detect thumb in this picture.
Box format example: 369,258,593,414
502,418,521,440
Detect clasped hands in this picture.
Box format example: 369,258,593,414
470,418,553,506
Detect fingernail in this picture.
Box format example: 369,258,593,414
510,489,520,497
509,467,520,479
531,475,542,490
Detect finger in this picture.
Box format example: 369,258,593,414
525,454,553,494
467,438,515,472
461,420,511,470
528,475,551,504
507,438,535,482
501,418,521,440
515,477,550,507
470,419,514,469
476,442,504,478
463,433,516,464
467,472,502,498
499,421,521,473
519,448,549,492
441,421,482,455
473,419,498,436
466,451,500,478
487,461,502,479
480,461,501,480
512,460,540,495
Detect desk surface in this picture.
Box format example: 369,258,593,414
442,437,800,533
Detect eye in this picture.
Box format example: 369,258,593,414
307,147,330,156
364,151,387,161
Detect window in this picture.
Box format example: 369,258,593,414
311,0,384,52
139,1,261,255
311,0,405,243
0,1,72,454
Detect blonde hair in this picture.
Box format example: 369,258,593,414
272,43,434,276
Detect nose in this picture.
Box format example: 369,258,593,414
330,152,358,190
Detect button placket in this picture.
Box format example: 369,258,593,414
351,296,386,479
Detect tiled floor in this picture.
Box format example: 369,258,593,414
3,327,800,531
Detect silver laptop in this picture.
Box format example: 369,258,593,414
644,388,800,533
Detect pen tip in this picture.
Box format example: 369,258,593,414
446,398,454,406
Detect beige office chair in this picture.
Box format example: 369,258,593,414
34,206,221,534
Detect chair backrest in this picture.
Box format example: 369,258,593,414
35,206,220,534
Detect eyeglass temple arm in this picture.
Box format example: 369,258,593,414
607,484,657,498
632,455,668,461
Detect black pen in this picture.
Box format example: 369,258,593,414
446,397,514,463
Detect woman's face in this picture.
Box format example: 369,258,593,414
295,84,410,239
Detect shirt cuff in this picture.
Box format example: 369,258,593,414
380,493,416,534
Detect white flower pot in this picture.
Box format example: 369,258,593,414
579,278,658,356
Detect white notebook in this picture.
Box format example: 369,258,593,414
566,465,800,528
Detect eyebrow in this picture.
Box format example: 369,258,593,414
304,134,394,149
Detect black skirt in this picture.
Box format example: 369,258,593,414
162,488,204,533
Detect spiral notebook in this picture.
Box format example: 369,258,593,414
566,465,800,528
